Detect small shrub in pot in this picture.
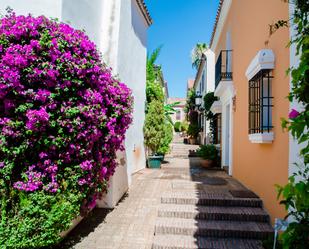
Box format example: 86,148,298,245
196,144,220,168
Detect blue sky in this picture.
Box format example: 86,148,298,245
145,0,219,98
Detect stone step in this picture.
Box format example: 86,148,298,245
161,193,263,208
158,204,269,222
152,235,264,249
155,218,273,240
165,155,190,159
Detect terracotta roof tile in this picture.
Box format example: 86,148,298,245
136,0,153,26
167,98,186,106
210,0,224,47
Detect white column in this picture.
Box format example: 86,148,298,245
228,98,233,175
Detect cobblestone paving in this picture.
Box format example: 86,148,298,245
59,166,168,249
59,138,270,249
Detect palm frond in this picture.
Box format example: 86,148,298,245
147,45,163,67
191,43,208,70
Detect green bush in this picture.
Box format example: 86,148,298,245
174,121,181,132
180,121,189,133
184,89,196,114
203,92,218,140
146,81,164,104
144,100,165,155
0,12,132,248
196,145,220,163
187,123,200,138
276,167,309,249
158,122,174,155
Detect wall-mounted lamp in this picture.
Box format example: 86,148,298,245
195,91,203,109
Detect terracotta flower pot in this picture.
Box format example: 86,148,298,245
200,159,214,168
189,138,197,145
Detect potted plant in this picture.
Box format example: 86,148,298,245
157,122,174,160
144,100,166,168
187,123,200,144
196,144,220,168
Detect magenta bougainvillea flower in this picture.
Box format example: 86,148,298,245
289,109,300,119
0,12,133,210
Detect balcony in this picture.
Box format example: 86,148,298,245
215,50,233,89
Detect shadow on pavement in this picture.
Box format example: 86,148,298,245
53,192,129,249
52,208,111,249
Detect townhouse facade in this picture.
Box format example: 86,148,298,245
209,0,300,222
192,50,215,145
0,0,152,208
168,97,186,124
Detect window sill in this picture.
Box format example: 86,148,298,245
248,132,274,144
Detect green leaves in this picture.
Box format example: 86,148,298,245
191,43,208,70
196,144,220,163
276,165,309,249
65,107,80,118
271,2,309,248
39,29,52,49
0,191,83,249
144,100,166,154
15,103,34,114
146,80,164,103
185,89,196,114
157,122,174,155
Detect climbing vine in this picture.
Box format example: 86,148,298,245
270,1,309,248
203,92,218,142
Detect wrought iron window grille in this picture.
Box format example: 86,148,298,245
248,69,273,134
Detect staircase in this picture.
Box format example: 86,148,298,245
152,191,273,249
167,143,199,159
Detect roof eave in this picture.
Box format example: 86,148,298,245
135,0,153,26
209,0,232,50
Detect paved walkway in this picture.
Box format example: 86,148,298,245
59,137,271,249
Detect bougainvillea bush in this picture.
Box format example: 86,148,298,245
0,12,133,248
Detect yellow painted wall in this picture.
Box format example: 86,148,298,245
214,0,290,222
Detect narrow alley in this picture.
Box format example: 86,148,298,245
0,2,307,249
60,135,273,249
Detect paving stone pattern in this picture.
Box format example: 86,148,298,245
59,137,273,249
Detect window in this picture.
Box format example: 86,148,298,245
176,110,181,120
248,69,273,134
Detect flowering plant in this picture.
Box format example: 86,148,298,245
269,1,309,248
0,11,132,248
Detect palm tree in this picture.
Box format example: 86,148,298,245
191,43,208,70
147,45,163,82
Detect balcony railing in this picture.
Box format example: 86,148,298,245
215,50,233,88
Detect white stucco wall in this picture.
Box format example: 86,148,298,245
214,81,235,175
61,0,105,49
288,4,304,178
194,49,215,144
0,0,148,208
0,0,63,18
170,106,186,125
117,0,147,175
